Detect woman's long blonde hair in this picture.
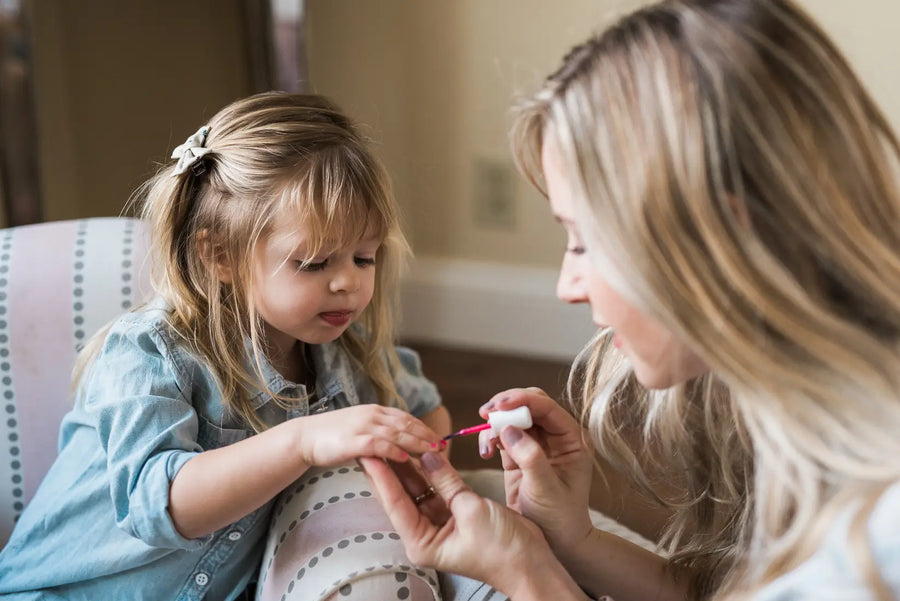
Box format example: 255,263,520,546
512,0,900,598
75,92,411,432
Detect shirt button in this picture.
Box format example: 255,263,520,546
195,572,209,587
227,530,242,541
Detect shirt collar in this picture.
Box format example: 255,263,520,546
245,338,361,410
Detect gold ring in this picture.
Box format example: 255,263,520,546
412,486,436,505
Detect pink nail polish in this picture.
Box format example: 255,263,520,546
430,442,437,449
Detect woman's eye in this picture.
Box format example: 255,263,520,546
296,260,327,272
566,245,586,256
354,256,376,268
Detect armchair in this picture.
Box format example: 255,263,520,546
0,217,152,546
0,217,656,573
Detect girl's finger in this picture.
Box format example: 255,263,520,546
378,407,440,437
356,437,413,463
365,423,432,454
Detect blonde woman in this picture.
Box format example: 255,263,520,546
0,93,452,599
362,1,900,600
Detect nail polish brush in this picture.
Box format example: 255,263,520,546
441,406,533,441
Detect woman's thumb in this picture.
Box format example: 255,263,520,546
499,426,553,481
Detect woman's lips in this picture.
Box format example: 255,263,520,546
319,311,353,327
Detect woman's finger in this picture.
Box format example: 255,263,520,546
359,457,426,541
477,430,499,459
500,427,551,474
386,459,451,525
488,389,580,436
418,451,473,513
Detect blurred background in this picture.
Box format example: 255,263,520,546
0,0,897,492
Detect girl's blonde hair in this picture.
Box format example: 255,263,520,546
512,0,900,599
76,92,410,432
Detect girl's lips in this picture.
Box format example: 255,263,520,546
319,311,353,327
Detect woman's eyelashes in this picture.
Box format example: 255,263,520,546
566,245,586,256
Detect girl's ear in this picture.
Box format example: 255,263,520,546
196,229,233,284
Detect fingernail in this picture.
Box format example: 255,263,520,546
501,427,524,446
439,440,448,448
420,451,443,474
430,442,437,449
478,442,488,457
479,400,495,412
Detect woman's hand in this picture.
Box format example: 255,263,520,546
479,388,595,554
360,452,589,601
294,405,440,466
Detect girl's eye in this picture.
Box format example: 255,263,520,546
354,256,376,268
296,260,327,272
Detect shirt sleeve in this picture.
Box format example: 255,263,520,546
393,345,442,418
80,320,206,550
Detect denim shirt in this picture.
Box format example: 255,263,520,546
0,300,441,600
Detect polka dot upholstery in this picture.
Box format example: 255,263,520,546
0,218,152,547
257,463,441,601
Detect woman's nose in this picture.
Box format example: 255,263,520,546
556,256,587,304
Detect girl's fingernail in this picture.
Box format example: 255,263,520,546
479,400,495,412
439,440,448,448
430,442,437,449
501,427,524,446
420,451,443,473
479,442,488,456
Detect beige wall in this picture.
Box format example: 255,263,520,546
307,0,900,271
26,1,900,251
307,0,647,269
31,0,252,221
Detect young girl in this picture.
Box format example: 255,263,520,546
0,92,451,599
362,1,900,600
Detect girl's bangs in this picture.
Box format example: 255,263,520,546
277,152,391,255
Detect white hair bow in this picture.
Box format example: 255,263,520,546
171,125,211,176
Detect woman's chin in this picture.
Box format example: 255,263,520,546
632,362,700,390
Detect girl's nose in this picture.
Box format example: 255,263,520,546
329,262,361,294
556,255,587,304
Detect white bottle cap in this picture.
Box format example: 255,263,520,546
487,406,533,436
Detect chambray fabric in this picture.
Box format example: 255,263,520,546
0,299,441,600
752,481,900,601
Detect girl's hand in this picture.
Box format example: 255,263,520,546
294,405,440,466
360,453,587,600
478,388,595,554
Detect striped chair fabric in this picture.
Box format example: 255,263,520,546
0,217,152,546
